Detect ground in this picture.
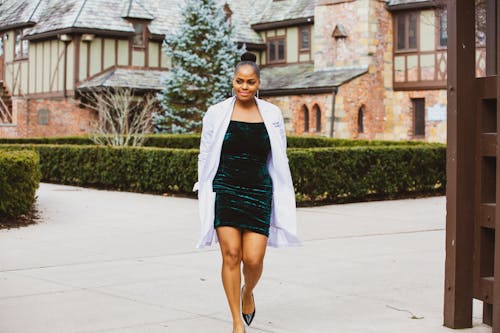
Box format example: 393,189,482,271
0,183,492,333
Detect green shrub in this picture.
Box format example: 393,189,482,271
288,145,445,203
0,134,442,149
0,136,94,145
0,144,445,204
0,150,41,217
286,136,435,148
0,145,198,194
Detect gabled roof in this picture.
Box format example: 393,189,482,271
0,0,268,44
77,66,167,91
18,0,186,39
121,0,154,20
260,64,368,95
251,0,316,30
223,0,269,45
0,0,42,31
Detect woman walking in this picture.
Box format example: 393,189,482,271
194,52,301,333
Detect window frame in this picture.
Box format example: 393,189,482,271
14,29,29,60
358,107,365,134
395,11,419,53
412,98,426,137
315,106,321,132
299,25,311,52
302,105,309,133
132,21,147,49
436,9,447,50
267,36,286,64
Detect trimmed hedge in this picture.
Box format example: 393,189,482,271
288,145,445,203
0,145,197,194
0,150,41,217
0,143,445,204
0,134,433,149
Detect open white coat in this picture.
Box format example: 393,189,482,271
193,96,301,248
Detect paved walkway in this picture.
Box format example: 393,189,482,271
0,183,492,333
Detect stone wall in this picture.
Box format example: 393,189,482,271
384,89,447,142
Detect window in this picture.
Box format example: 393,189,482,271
358,107,365,134
14,29,29,59
314,105,321,132
396,13,418,51
268,38,286,64
133,22,146,48
412,98,425,136
38,109,49,125
438,10,447,48
300,26,310,51
302,105,309,132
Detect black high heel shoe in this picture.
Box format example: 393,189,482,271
241,285,256,326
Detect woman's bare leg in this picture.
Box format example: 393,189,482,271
241,231,268,315
216,226,245,333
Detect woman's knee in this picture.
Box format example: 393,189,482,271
222,248,242,267
242,253,263,269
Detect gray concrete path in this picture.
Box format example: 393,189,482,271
0,183,492,333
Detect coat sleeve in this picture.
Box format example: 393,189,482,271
193,107,215,192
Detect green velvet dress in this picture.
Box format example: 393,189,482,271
212,120,273,236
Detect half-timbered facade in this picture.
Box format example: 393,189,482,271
0,0,450,142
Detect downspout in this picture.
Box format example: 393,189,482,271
329,86,338,138
59,34,72,97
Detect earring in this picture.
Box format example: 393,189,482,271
256,90,260,98
232,89,235,97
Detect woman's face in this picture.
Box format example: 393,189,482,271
233,65,260,102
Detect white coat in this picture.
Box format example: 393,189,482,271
193,96,301,248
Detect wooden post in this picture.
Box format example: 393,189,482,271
444,0,476,328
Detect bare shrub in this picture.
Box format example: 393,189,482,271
81,88,157,146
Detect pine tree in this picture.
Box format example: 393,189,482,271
153,0,243,133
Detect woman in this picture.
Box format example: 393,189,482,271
193,52,301,333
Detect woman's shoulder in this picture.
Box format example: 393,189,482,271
204,97,234,121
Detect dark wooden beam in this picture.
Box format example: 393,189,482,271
444,0,476,328
494,0,500,329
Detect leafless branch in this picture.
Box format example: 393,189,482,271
80,87,157,147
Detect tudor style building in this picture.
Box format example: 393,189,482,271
0,0,459,142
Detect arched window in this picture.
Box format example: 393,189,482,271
313,104,321,132
302,105,309,133
358,106,365,134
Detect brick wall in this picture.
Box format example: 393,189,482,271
0,97,96,138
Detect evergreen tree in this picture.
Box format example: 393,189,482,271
153,0,243,133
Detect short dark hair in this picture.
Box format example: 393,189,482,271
235,52,260,79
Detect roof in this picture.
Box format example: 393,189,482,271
224,0,269,45
260,64,368,94
386,0,430,5
0,0,264,44
77,67,168,91
0,0,41,31
23,0,183,38
252,0,316,29
121,0,154,20
385,0,435,10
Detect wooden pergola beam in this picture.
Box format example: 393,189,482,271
444,0,476,328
